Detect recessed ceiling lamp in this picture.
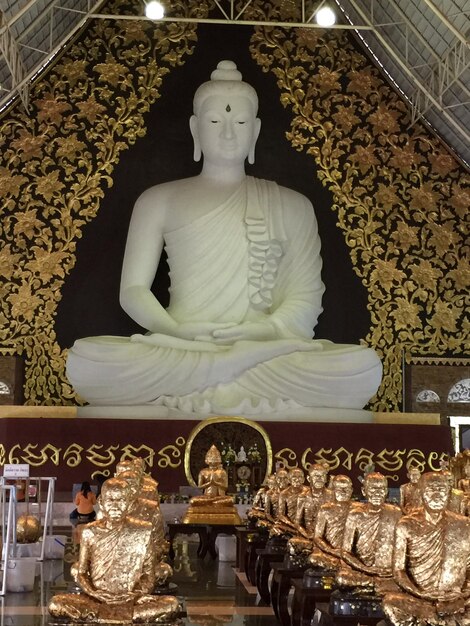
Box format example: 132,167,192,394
316,6,336,27
145,1,165,20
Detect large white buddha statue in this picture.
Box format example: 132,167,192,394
67,60,382,416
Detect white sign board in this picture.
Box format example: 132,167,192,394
3,464,30,478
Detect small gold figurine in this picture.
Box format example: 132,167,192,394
296,464,331,530
248,474,277,523
269,469,290,518
383,471,470,625
117,468,171,585
252,474,277,511
49,478,180,623
277,468,308,521
287,464,331,555
399,466,422,514
182,445,241,524
337,472,401,593
249,470,288,531
458,461,470,516
308,475,353,570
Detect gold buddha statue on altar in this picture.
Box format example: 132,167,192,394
183,445,241,525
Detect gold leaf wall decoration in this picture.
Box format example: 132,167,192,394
0,0,210,404
246,1,469,411
0,0,468,412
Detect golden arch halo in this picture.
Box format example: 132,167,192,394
184,416,273,487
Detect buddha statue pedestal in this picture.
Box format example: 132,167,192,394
329,589,385,622
182,505,241,525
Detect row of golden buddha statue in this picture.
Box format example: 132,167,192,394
248,455,470,626
49,458,182,624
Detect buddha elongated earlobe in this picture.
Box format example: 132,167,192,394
193,142,202,162
248,117,261,165
190,115,201,162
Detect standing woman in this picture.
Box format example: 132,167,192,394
74,481,97,523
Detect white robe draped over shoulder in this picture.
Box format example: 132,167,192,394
67,177,382,413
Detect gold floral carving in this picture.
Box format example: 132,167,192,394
0,0,210,404
0,0,467,409
246,1,469,410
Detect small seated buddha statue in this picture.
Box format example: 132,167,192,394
250,470,289,531
287,463,331,556
442,469,465,514
117,469,171,585
458,462,470,516
271,467,309,536
250,474,277,513
183,445,241,524
399,466,422,514
49,478,180,623
337,472,401,594
308,474,354,570
383,471,470,626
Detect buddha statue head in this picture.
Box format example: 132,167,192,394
266,474,277,490
289,467,305,488
307,463,329,490
362,472,388,509
332,475,353,502
420,471,450,512
100,477,131,523
190,60,261,165
276,468,290,490
205,444,223,468
407,466,421,484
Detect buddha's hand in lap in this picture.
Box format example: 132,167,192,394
436,597,466,616
94,590,134,604
209,321,278,344
174,321,234,341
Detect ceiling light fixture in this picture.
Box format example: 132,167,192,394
145,1,165,20
316,6,336,27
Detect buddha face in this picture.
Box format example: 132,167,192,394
308,466,328,490
421,475,450,511
190,93,261,166
333,477,353,502
101,484,129,522
276,469,290,490
289,468,305,488
408,468,421,483
266,475,277,490
363,476,388,507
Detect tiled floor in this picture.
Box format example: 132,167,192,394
1,538,278,626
